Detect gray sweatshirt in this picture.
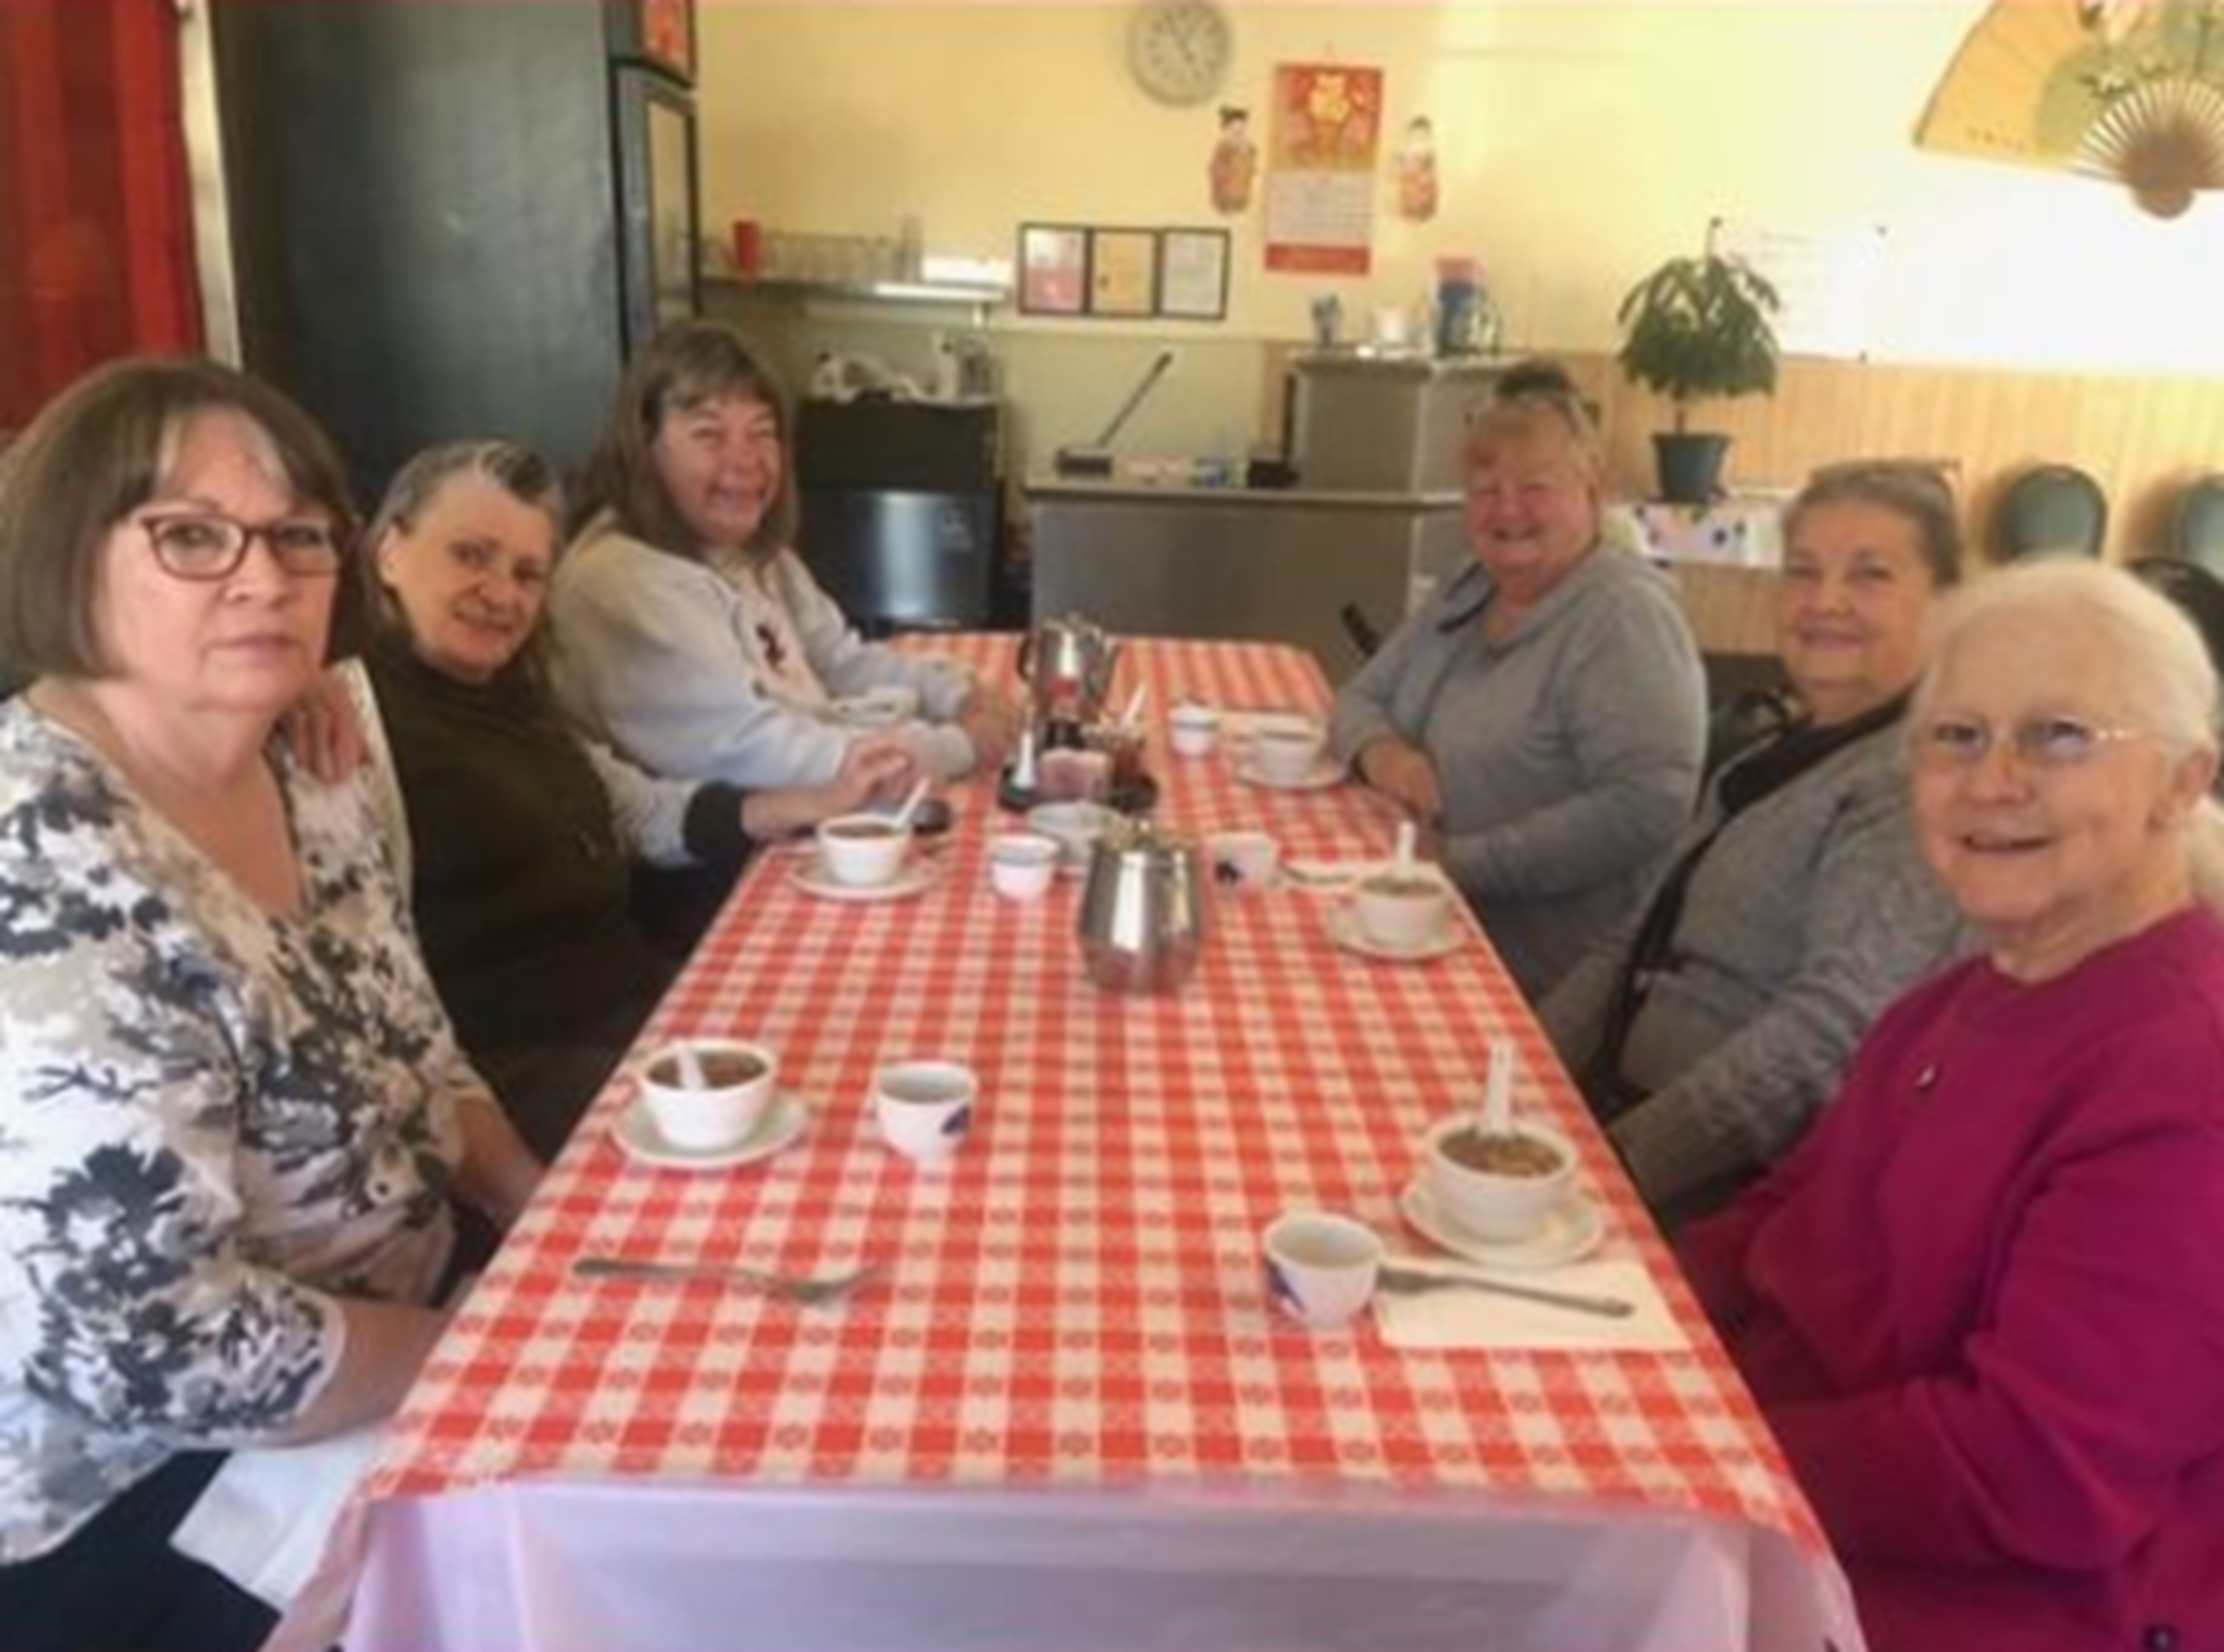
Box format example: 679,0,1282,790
547,514,977,789
1330,547,1707,998
1541,720,1967,1212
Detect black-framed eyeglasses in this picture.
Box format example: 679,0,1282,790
1913,713,2147,771
135,510,345,582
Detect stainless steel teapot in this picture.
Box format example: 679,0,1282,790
1077,819,1206,993
1017,613,1121,729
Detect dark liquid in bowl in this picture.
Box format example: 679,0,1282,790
1442,1129,1563,1178
828,821,899,840
651,1051,765,1090
1362,875,1441,899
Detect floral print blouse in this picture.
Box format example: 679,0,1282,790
0,701,469,1563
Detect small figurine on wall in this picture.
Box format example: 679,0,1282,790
1396,115,1439,222
1209,105,1258,214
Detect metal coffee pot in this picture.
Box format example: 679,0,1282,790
1017,613,1121,731
1077,819,1207,994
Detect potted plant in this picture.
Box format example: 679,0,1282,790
1615,252,1783,505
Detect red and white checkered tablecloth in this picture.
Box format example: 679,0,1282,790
370,637,1824,1560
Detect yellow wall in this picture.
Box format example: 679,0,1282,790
695,2,2224,483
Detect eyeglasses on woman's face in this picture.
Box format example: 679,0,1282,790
134,509,344,582
1913,713,2148,772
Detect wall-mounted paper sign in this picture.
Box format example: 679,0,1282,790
1708,217,1888,361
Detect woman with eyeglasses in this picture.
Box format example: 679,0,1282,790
0,360,542,1652
1327,357,1708,997
1542,463,1967,1226
349,440,909,1157
1681,560,2224,1652
547,320,1023,949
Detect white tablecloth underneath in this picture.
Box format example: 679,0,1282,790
343,1480,1859,1652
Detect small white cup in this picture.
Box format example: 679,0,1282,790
1169,702,1222,758
640,1038,777,1151
1261,1212,1384,1329
1353,871,1451,950
817,813,912,888
988,831,1060,901
1250,721,1327,786
874,1059,977,1164
1207,830,1280,893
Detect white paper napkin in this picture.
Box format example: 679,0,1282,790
1373,1258,1686,1352
169,1421,385,1609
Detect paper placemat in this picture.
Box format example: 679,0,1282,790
1373,1259,1684,1352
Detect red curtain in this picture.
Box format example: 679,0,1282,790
0,0,202,435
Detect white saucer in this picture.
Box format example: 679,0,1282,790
1234,756,1343,793
614,1091,811,1171
1323,903,1464,962
1399,1180,1606,1272
788,856,943,903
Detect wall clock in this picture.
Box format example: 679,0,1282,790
1129,2,1233,108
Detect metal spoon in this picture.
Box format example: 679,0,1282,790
572,1256,879,1306
1377,1264,1633,1320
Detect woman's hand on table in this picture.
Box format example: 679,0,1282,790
741,739,917,839
1356,734,1445,825
452,1088,544,1232
955,685,1024,773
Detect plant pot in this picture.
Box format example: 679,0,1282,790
1652,432,1731,505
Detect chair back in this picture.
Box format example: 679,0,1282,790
1993,464,2108,562
2171,474,2224,578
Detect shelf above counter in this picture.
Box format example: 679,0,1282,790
703,274,1009,323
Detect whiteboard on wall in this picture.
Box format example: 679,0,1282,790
1707,217,1888,361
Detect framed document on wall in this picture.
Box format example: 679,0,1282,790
1087,228,1158,318
1158,228,1230,320
1019,224,1089,316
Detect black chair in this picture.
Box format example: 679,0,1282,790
2129,555,2224,681
2171,473,2224,578
1993,464,2108,562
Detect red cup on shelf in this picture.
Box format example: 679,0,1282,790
731,219,764,277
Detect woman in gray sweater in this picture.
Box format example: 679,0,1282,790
1330,362,1708,997
1542,462,1968,1226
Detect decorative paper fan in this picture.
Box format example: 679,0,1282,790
1916,0,2110,165
2073,73,2224,215
1918,1,2224,217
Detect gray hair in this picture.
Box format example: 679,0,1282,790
361,439,565,688
1914,559,2224,910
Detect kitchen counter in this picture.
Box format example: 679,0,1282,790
1024,477,1466,681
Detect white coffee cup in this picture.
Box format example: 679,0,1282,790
640,1038,777,1151
1169,702,1222,758
987,831,1060,901
874,1059,977,1164
1250,720,1327,786
1353,870,1451,950
832,686,920,728
816,813,912,888
1207,830,1280,892
1261,1211,1383,1329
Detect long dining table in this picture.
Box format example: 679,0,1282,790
294,635,1867,1652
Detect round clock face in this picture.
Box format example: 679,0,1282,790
1129,2,1233,107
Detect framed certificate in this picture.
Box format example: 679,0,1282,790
1158,227,1230,320
1018,223,1089,316
1087,228,1159,318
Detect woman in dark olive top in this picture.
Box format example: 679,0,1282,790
354,441,907,1154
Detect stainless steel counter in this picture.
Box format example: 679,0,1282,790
1025,479,1466,681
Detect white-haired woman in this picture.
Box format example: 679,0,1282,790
1682,560,2224,1651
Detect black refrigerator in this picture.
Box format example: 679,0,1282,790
212,0,700,500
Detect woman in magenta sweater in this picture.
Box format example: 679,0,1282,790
1680,561,2224,1652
